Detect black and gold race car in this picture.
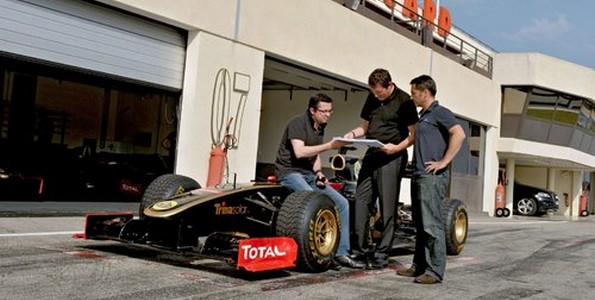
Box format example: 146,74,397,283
82,169,468,273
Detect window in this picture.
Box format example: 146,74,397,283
502,87,528,114
501,85,595,154
577,101,593,130
452,118,484,176
554,95,582,126
526,88,558,121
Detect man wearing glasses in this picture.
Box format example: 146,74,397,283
344,68,418,268
275,93,363,269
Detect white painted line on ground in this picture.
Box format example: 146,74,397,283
469,221,568,225
0,231,78,238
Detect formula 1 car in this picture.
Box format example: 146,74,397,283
82,150,468,273
82,174,342,272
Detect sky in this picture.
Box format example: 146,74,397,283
435,0,595,70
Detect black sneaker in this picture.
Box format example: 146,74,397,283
366,257,389,269
328,260,342,271
335,255,365,269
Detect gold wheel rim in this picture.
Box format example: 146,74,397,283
314,209,338,256
454,211,468,243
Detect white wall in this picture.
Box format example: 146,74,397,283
97,0,239,35
483,126,501,215
494,53,595,100
553,169,573,216
96,0,514,212
176,31,264,186
102,0,501,127
498,138,595,169
258,89,369,166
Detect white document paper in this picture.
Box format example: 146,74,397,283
333,137,385,148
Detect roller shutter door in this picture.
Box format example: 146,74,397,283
0,0,186,90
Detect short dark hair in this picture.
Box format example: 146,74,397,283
368,68,392,88
308,93,333,110
410,74,437,96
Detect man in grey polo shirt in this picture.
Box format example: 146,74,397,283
396,75,465,284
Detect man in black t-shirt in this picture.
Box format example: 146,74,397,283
344,69,418,268
275,93,363,269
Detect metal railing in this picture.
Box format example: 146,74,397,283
340,0,494,77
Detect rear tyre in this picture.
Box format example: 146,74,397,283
276,191,340,273
580,210,589,217
442,198,468,255
139,174,200,218
495,208,504,218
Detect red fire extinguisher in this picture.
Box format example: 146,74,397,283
579,191,589,217
207,117,236,187
207,145,226,187
495,180,510,217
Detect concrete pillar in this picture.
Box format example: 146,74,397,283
571,171,582,218
176,31,264,185
547,168,555,192
546,168,556,216
505,159,515,218
590,172,595,215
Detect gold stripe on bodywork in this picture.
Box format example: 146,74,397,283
143,184,283,218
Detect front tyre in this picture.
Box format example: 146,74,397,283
139,174,200,218
276,191,340,273
517,198,537,216
442,198,468,255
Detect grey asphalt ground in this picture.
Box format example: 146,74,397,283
1,202,594,299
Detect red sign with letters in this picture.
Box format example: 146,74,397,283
237,237,298,272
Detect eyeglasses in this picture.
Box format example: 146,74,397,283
315,108,334,114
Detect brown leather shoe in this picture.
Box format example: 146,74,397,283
396,268,416,277
414,274,438,284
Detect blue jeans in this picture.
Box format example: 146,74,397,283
279,171,351,257
411,172,448,282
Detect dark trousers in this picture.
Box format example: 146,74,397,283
411,172,448,282
354,153,406,255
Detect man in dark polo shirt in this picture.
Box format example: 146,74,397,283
396,74,465,284
275,93,363,269
344,68,418,268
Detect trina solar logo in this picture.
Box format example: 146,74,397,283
214,202,247,215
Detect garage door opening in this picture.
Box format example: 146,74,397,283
255,57,368,182
0,58,180,202
255,57,484,213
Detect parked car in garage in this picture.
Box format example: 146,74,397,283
513,181,560,216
